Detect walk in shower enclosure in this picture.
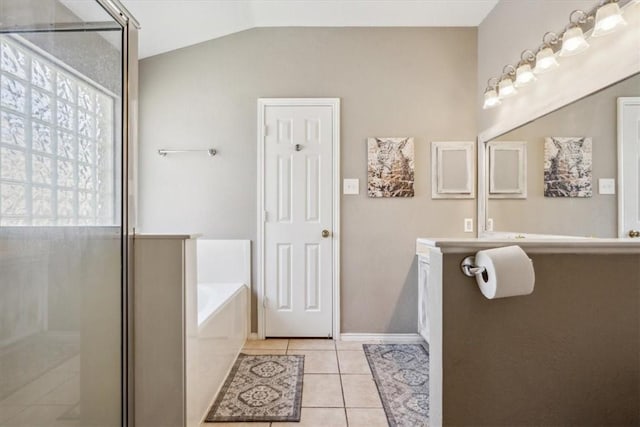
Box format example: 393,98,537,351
0,1,137,425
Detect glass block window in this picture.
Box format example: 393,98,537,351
0,36,116,226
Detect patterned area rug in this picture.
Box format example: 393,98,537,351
364,344,429,427
205,354,304,423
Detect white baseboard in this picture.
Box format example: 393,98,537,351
247,332,259,340
339,333,425,343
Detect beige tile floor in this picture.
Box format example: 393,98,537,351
203,339,390,427
0,355,81,427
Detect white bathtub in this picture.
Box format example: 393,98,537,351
197,282,245,326
185,240,251,427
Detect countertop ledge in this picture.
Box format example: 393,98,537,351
135,233,202,240
417,237,640,255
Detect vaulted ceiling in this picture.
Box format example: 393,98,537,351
118,1,499,58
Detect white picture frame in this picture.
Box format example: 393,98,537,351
431,141,475,199
488,141,527,199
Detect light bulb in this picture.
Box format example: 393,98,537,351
533,47,559,74
498,78,517,99
559,26,589,56
483,88,501,109
515,63,536,87
592,2,627,37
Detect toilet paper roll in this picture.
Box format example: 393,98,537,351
474,245,535,299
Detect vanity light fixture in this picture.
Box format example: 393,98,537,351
498,65,518,99
481,0,634,110
482,78,501,110
533,32,560,74
559,10,590,56
515,50,537,88
592,1,627,36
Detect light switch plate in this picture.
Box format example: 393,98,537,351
343,179,359,195
599,178,615,195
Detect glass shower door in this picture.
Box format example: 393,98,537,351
0,1,129,425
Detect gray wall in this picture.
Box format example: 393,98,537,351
442,252,640,426
488,73,640,237
138,27,478,333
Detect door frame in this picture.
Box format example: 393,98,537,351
256,98,341,340
617,97,640,237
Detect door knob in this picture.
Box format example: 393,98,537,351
629,230,640,238
322,229,331,238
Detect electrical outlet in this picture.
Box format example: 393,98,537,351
343,179,359,195
487,218,494,232
464,218,474,233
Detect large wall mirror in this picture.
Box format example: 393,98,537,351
482,72,640,238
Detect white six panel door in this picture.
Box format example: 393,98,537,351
264,105,333,337
620,98,640,238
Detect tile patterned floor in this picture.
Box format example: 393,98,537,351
202,339,391,427
1,338,415,427
0,354,81,427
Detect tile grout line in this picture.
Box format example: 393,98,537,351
280,339,291,427
285,339,289,427
335,342,350,427
0,405,30,425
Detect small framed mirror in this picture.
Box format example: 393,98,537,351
431,141,475,199
488,141,527,199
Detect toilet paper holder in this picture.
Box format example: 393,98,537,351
461,256,487,278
